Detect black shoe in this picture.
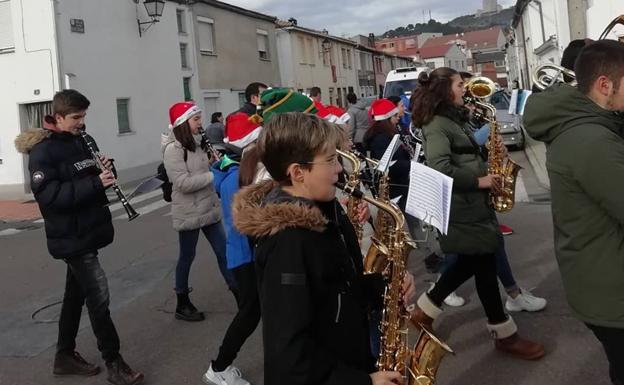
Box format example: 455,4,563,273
106,356,144,385
53,351,101,376
175,292,205,322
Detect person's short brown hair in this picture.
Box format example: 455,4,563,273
52,89,90,117
575,40,624,95
258,112,338,184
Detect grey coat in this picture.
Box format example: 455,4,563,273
162,133,222,231
347,99,371,144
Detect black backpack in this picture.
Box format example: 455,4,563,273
157,149,187,202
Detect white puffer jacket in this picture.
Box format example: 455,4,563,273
162,132,222,231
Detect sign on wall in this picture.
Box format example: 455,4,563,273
70,19,85,34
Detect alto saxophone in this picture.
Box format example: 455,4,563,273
335,182,452,385
337,150,364,243
481,102,522,212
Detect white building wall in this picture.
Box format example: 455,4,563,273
275,29,358,108
0,0,60,197
54,0,188,184
586,1,624,40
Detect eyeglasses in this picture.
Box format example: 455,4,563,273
301,154,340,167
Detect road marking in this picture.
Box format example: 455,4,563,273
114,199,170,220
108,190,162,214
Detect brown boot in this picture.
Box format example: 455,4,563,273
495,333,545,360
106,356,144,385
53,351,101,376
409,292,442,332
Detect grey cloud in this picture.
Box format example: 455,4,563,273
226,0,516,36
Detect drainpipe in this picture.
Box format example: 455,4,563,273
520,17,531,88
51,0,64,90
533,0,547,44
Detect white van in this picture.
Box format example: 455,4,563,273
383,66,431,98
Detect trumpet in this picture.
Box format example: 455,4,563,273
80,131,139,221
532,64,576,91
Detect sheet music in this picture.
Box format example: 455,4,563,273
406,161,453,235
376,134,401,173
413,142,422,162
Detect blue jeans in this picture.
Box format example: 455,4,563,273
176,222,237,293
57,252,120,362
441,235,519,294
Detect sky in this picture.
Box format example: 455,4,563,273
225,0,516,37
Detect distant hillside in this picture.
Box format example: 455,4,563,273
382,7,514,38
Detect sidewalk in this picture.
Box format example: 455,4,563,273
0,200,41,222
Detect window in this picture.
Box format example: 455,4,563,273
197,16,215,54
0,0,14,52
238,93,246,108
298,36,307,64
307,38,315,65
341,48,347,68
321,42,329,66
116,99,131,134
347,49,352,68
495,60,505,67
180,43,189,69
176,9,186,34
183,77,192,101
257,29,269,60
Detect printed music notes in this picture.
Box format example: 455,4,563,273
406,161,453,235
376,134,401,173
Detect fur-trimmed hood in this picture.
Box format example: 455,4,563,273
233,180,328,238
14,129,50,154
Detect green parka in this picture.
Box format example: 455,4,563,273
524,84,624,328
422,111,499,255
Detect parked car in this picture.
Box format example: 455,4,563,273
488,90,525,150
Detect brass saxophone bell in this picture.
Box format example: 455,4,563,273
363,237,390,275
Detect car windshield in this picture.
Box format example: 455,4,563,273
384,79,419,97
489,91,510,110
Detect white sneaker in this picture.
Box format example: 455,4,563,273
443,291,465,307
505,289,547,312
202,363,250,385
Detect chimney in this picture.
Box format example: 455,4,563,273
288,17,298,26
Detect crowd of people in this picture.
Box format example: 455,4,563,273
13,37,624,385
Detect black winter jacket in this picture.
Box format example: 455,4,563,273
364,130,412,210
15,129,113,259
233,181,383,385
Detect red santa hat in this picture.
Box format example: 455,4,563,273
169,102,202,129
224,112,262,149
369,99,399,121
316,104,350,125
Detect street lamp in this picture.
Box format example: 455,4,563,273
137,0,165,37
321,38,332,52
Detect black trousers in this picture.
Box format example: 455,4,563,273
213,262,261,371
428,253,507,324
586,323,624,385
56,252,121,362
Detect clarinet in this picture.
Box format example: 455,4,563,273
198,127,222,160
80,131,139,221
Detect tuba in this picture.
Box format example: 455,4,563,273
465,77,522,213
532,64,576,91
532,15,624,91
335,182,451,385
